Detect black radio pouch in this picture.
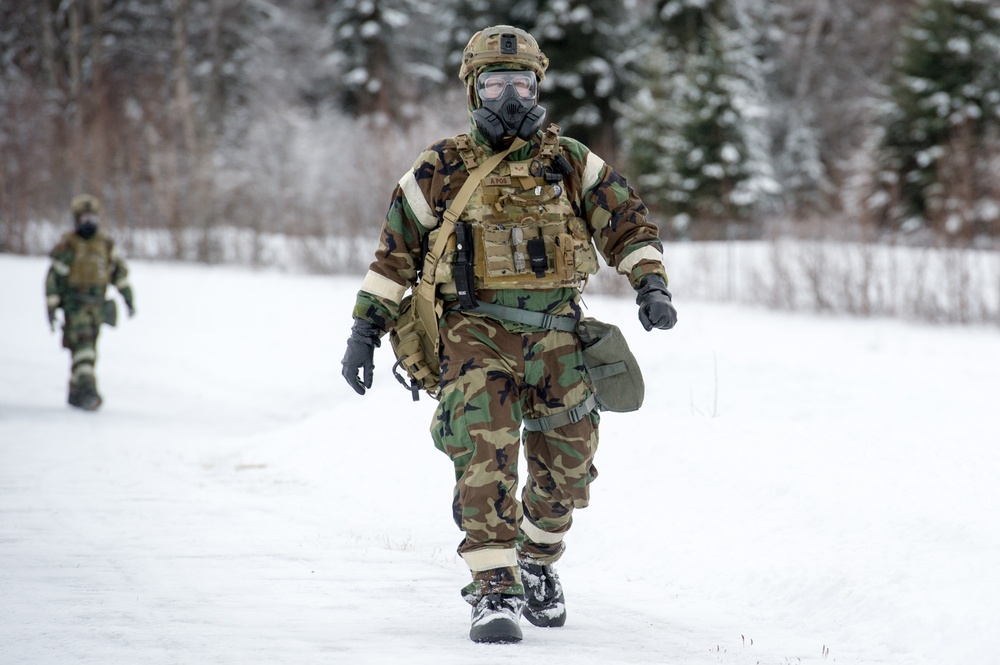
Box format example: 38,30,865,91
454,221,477,309
527,237,548,277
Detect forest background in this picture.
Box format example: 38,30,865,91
1,0,999,324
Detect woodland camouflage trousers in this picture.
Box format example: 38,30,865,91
431,310,599,599
61,303,103,395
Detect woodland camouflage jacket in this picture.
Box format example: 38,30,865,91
45,230,134,312
352,130,669,333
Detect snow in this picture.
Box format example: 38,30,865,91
2,253,998,664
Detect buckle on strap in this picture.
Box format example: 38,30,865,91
522,393,599,432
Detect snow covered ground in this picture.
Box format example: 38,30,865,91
1,253,998,664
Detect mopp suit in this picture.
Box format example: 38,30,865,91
46,194,135,411
341,26,677,643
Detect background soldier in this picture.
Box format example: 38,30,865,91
341,26,677,643
46,194,136,411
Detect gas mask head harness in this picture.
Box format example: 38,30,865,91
472,69,545,146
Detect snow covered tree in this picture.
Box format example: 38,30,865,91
318,0,444,126
872,0,1000,238
619,0,779,238
773,107,830,216
752,0,832,218
528,0,638,161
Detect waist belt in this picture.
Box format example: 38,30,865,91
66,293,105,305
470,301,578,332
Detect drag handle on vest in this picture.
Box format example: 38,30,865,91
454,221,477,310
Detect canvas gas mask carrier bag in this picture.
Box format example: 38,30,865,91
576,318,644,413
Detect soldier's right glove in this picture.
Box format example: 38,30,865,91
635,274,678,331
341,318,382,395
47,307,57,333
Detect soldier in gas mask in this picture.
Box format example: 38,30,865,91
341,26,677,642
45,194,136,411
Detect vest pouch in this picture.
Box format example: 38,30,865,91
480,223,517,278
388,294,441,399
102,299,118,327
573,238,599,275
577,317,644,413
425,226,457,285
553,234,576,278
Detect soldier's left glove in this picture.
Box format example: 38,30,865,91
635,274,677,331
341,319,382,395
127,303,136,318
47,307,57,332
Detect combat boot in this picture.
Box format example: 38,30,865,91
520,561,566,627
67,382,84,408
75,375,103,412
79,391,103,411
469,593,524,643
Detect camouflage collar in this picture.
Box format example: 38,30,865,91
469,129,539,161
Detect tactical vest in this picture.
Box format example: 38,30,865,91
448,125,600,291
66,233,112,291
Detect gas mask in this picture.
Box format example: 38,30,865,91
75,212,99,239
472,70,546,146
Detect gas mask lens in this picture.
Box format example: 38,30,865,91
477,71,537,102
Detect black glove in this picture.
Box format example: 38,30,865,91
635,275,677,331
127,303,136,318
341,319,382,395
47,307,57,332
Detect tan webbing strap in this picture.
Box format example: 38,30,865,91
412,138,528,345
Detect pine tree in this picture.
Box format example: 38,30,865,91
874,0,1000,237
319,0,442,125
528,0,637,161
751,0,832,218
619,0,779,237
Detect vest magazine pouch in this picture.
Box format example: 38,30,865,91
102,299,118,327
577,317,644,413
388,294,441,400
424,226,457,285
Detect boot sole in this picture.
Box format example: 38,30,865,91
523,604,566,628
470,616,523,643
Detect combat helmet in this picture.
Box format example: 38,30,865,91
459,25,548,83
71,194,101,216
